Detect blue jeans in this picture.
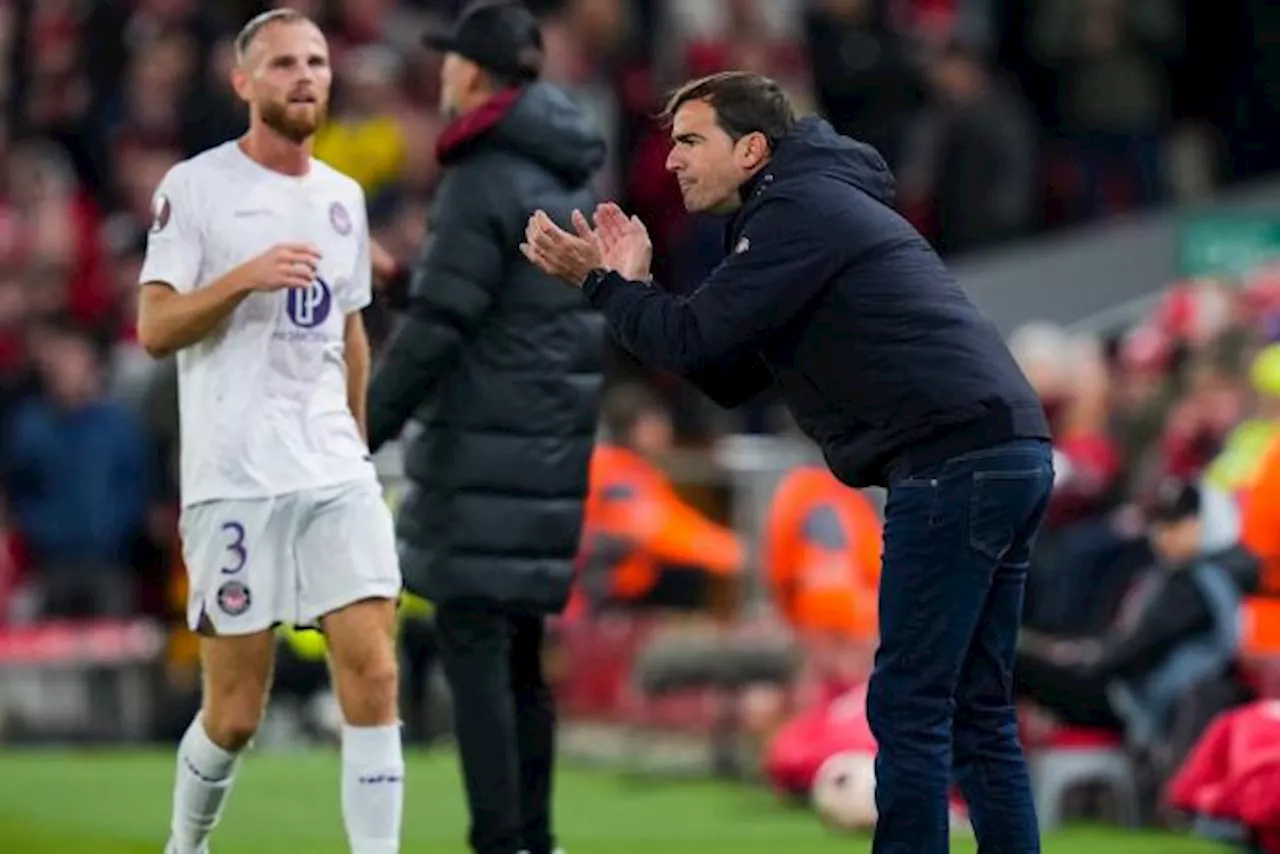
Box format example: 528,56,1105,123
869,439,1054,854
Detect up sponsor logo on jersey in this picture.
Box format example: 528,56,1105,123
287,277,332,328
274,276,344,343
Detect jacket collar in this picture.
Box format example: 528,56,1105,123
435,88,523,165
725,166,774,251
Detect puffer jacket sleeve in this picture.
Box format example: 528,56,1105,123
367,160,523,452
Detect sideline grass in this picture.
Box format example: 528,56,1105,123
0,748,1231,853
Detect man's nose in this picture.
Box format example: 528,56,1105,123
665,150,681,173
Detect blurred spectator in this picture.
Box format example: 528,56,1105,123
1012,323,1129,633
104,234,157,409
180,36,247,156
1027,0,1183,217
1198,343,1280,549
1158,353,1246,480
1111,324,1180,482
1050,336,1124,525
803,0,924,170
4,318,150,618
763,461,882,700
1015,480,1259,747
103,140,182,284
1010,324,1123,528
314,44,408,201
93,25,196,156
570,384,744,619
901,36,1036,254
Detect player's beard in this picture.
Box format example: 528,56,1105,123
260,98,328,144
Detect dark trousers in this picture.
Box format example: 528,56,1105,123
1013,649,1122,730
868,439,1054,854
436,602,556,854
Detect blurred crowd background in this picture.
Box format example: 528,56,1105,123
6,0,1280,835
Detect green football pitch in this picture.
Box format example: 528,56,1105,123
0,749,1233,853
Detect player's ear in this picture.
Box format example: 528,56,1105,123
230,64,254,104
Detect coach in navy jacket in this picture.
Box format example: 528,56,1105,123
525,72,1054,854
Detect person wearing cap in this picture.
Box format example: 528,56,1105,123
1016,478,1259,779
364,3,605,854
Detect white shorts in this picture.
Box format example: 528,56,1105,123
180,479,401,635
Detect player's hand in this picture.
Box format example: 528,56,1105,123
521,210,603,288
246,243,322,291
593,202,652,282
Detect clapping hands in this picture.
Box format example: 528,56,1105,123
591,202,653,282
521,203,653,287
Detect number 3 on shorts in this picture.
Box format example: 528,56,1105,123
220,521,247,574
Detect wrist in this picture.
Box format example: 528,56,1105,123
217,269,257,299
582,267,611,290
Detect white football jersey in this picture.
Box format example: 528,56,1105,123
139,140,376,507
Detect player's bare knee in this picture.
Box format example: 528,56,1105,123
198,632,274,750
321,597,399,722
201,701,263,752
333,651,399,723
201,674,268,749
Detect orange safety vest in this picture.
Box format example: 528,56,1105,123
570,445,743,614
1241,434,1280,596
765,465,882,639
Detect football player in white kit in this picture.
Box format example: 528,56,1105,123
137,10,403,854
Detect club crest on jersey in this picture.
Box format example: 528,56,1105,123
287,277,332,328
216,580,251,616
329,201,352,236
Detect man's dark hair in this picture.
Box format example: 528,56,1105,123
661,71,796,149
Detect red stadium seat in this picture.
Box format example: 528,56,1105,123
1044,726,1126,750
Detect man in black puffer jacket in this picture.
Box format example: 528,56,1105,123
365,4,604,854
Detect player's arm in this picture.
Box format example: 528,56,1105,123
138,276,248,359
135,168,317,358
138,247,319,358
344,311,371,443
582,197,839,374
366,165,519,453
339,201,377,444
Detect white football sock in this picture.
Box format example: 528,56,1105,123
169,715,241,854
341,723,404,854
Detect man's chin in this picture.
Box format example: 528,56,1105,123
269,119,320,144
681,195,708,214
683,193,737,216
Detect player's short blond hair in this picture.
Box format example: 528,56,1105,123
234,8,315,67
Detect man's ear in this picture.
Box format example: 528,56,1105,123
231,65,253,103
737,131,770,170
